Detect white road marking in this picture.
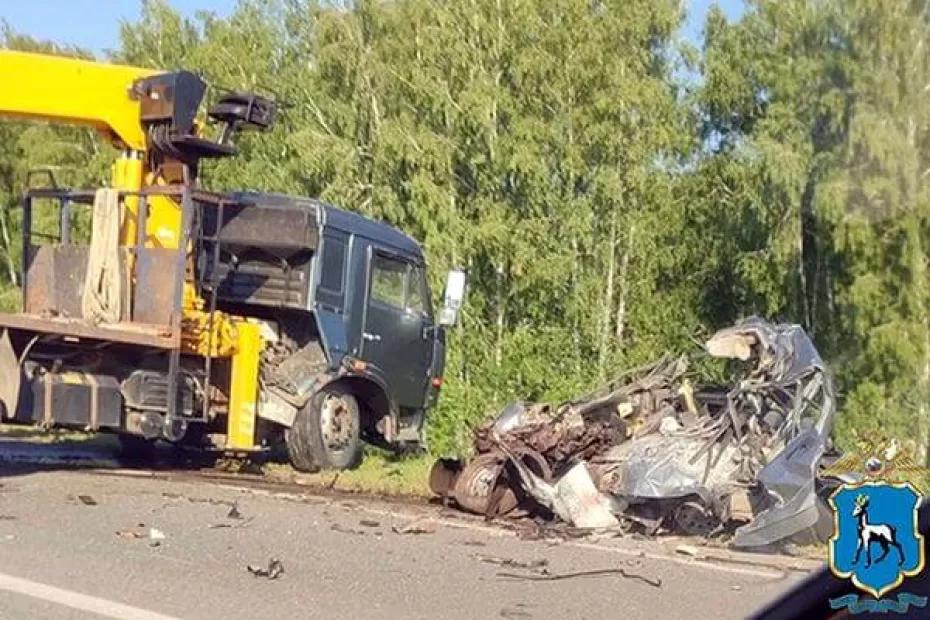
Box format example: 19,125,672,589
0,571,180,620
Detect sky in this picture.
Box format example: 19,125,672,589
1,0,745,55
0,0,233,55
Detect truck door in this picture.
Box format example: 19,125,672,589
361,252,434,409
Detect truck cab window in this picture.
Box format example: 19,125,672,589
319,236,346,294
371,255,406,308
406,265,431,319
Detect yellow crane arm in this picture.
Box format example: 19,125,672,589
0,50,156,151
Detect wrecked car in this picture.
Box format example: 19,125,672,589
430,317,842,547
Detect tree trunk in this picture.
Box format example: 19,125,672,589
494,259,506,367
598,217,617,380
571,235,581,373
922,313,930,466
0,205,16,287
915,225,930,465
615,222,635,345
915,215,930,465
799,176,815,331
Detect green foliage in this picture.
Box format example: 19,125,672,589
4,0,930,459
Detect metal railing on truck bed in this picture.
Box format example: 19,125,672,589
0,181,235,429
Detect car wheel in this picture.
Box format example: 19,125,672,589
286,384,362,472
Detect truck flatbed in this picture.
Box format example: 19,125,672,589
0,313,178,349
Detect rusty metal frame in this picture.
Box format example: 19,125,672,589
4,182,233,422
198,196,225,421
163,171,194,426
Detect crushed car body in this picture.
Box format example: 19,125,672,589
430,317,840,548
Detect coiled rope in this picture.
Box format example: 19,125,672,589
81,188,123,324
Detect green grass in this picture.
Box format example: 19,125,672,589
0,286,19,312
2,422,434,497
261,448,435,498
0,422,108,445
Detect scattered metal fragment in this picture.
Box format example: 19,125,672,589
462,539,487,547
476,555,549,570
675,544,702,558
331,524,366,536
359,519,380,528
209,516,254,529
148,528,166,541
499,605,533,619
247,558,284,580
227,504,242,520
392,519,437,535
497,567,662,588
116,525,146,539
77,495,97,506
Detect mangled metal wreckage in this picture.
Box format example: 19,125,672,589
430,318,841,547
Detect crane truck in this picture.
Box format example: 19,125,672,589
0,50,464,471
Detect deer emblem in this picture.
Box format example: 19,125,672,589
852,494,905,567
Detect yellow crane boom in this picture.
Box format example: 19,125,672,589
0,50,156,151
0,50,163,246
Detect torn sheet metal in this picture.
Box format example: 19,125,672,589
0,328,24,420
607,434,743,501
503,454,619,529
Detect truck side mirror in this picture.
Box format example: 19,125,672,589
438,269,466,327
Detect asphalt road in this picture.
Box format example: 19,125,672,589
0,464,816,620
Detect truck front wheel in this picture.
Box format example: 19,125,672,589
285,384,362,472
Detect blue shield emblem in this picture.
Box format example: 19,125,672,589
829,482,925,598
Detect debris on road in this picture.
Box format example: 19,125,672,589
499,604,534,620
431,317,844,549
330,523,367,536
497,567,662,588
77,494,97,506
208,518,254,530
675,544,702,558
461,539,487,547
247,558,284,580
115,524,146,539
359,519,381,528
208,504,254,530
391,518,437,535
476,555,549,571
149,528,166,541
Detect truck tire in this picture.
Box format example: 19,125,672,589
285,384,362,472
